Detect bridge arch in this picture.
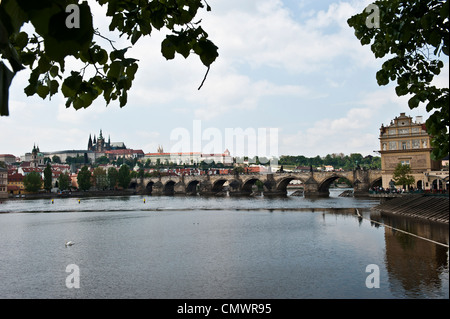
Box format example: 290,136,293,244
369,177,382,189
317,174,352,194
164,180,176,195
276,176,308,194
241,177,263,194
212,179,228,193
186,180,200,195
145,181,154,194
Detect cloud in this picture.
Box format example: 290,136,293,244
200,0,376,73
279,87,389,157
4,0,446,159
190,74,310,120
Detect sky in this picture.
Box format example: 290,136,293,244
1,0,449,159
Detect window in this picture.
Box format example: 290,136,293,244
402,141,407,150
422,140,427,148
400,160,410,166
389,141,397,150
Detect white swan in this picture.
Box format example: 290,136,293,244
65,241,75,247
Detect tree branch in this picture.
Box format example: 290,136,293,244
197,65,210,90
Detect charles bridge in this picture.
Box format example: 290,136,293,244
130,169,382,197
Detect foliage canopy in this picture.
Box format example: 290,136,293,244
77,165,91,191
0,0,218,115
392,163,415,188
348,0,449,159
23,171,42,192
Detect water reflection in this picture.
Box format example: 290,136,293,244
372,212,449,298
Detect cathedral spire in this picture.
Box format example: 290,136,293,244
88,134,93,150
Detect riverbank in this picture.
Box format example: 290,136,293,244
5,189,136,200
372,194,449,224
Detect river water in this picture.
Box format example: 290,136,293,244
0,189,448,299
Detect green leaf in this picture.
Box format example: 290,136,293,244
119,90,127,107
131,29,141,45
19,51,36,66
428,30,441,47
110,48,128,61
408,95,420,109
13,31,29,49
194,39,218,67
95,48,108,65
376,69,389,86
107,61,123,80
37,54,51,73
79,92,94,108
126,63,138,80
49,79,58,96
73,97,85,110
161,36,176,60
175,35,191,58
49,65,59,78
36,84,49,98
395,85,409,96
62,72,82,97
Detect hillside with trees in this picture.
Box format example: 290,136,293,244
277,153,381,170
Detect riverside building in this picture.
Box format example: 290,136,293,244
379,113,447,191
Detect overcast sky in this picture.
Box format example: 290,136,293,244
1,0,448,158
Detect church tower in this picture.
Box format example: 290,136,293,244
96,129,105,152
31,144,38,168
88,134,93,151
30,144,43,168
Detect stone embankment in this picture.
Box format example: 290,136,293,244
372,194,449,224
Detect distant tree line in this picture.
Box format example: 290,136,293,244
77,165,131,191
278,153,381,170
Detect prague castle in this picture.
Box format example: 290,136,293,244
87,129,126,152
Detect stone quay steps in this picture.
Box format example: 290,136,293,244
372,194,449,224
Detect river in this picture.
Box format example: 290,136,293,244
0,189,448,299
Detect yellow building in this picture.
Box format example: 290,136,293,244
7,172,27,196
379,113,443,190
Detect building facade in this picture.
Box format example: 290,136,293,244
0,167,8,199
143,149,232,166
379,113,445,190
0,154,16,164
7,172,25,196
